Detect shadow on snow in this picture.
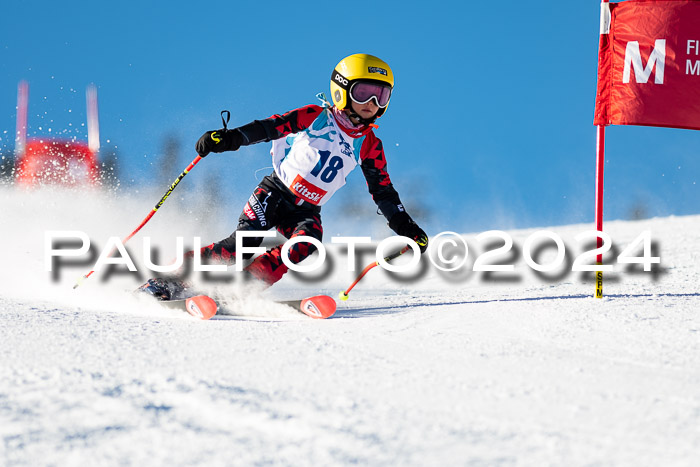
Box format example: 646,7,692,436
335,292,700,318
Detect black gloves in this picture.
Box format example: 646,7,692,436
195,129,243,156
389,211,429,253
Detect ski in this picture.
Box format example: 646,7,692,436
277,295,337,319
155,294,336,320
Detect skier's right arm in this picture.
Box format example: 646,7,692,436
196,105,324,156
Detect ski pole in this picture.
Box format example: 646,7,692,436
74,111,231,289
339,245,411,301
73,154,204,289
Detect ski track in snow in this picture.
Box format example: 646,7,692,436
1,187,700,466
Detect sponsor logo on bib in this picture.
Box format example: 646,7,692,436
290,175,327,205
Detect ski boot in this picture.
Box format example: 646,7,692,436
137,277,192,301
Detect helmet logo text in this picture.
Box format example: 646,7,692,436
333,71,349,87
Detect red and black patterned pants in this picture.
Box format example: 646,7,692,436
187,173,323,287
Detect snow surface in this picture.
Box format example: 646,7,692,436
2,186,700,466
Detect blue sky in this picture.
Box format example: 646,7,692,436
3,1,700,235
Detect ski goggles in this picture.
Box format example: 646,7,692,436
349,81,392,108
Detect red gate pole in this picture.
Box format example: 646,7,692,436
15,81,28,158
595,124,606,298
595,0,610,299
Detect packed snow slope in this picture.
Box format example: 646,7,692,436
1,186,700,466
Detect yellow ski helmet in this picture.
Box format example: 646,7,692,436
330,53,394,119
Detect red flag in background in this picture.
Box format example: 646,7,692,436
595,0,700,130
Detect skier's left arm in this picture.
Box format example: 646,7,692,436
360,134,429,253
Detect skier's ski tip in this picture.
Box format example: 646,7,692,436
184,295,218,320
298,295,337,319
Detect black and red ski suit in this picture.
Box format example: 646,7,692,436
191,104,413,286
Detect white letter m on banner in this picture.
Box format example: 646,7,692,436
623,39,666,84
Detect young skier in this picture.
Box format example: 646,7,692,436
140,53,428,300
